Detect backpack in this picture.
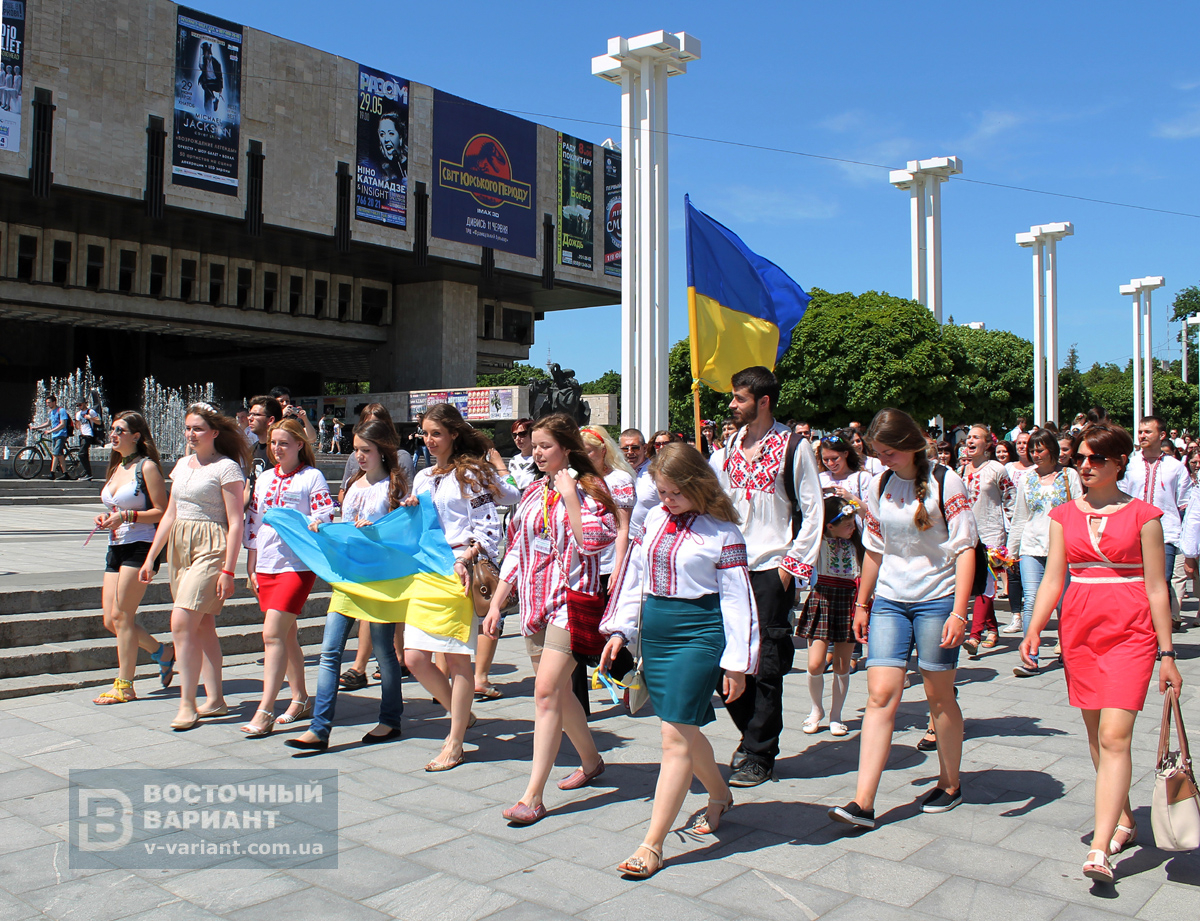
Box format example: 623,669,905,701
781,432,804,538
878,463,988,596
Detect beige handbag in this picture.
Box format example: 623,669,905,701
462,541,500,618
1152,686,1200,851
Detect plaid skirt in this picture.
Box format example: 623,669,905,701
796,576,856,643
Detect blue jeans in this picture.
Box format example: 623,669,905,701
866,595,959,671
1019,555,1072,666
310,610,404,740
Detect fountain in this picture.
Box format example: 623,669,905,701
26,357,109,442
142,377,217,460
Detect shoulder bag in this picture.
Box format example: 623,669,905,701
1152,685,1200,851
623,576,651,714
462,541,500,618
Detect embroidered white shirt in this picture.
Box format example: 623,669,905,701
601,505,760,674
413,467,520,564
1006,467,1083,558
630,460,659,531
1118,452,1191,545
600,468,636,575
245,465,335,573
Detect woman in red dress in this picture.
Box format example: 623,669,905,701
1020,422,1182,884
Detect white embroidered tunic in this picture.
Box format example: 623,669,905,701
864,467,979,602
716,421,823,581
600,467,636,575
1118,452,1191,545
340,476,394,524
245,465,335,573
413,466,521,564
499,479,617,635
1006,467,1083,558
958,459,1015,548
601,505,761,674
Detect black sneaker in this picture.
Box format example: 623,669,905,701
828,802,875,829
729,748,749,772
728,761,773,787
339,668,368,690
920,786,962,813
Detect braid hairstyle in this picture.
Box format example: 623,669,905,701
866,408,934,532
344,420,407,511
531,413,617,518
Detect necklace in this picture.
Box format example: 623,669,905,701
120,454,139,468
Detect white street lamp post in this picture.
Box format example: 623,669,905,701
889,157,963,322
593,31,700,434
1016,223,1073,426
1121,275,1166,425
1141,276,1165,415
1188,315,1200,431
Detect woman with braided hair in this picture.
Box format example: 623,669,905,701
829,408,978,831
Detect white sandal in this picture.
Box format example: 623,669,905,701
802,712,824,734
829,721,849,737
1082,849,1113,882
1109,822,1137,855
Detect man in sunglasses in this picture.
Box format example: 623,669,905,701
508,418,538,490
619,428,659,530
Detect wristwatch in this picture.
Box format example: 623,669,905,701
1157,650,1177,660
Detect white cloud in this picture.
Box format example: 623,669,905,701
955,110,1025,152
706,185,839,224
1155,106,1200,139
818,110,870,133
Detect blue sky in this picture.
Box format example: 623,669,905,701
200,0,1200,383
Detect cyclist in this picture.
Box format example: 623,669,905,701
29,394,72,480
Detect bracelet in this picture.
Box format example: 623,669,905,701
854,601,869,609
1158,650,1177,660
220,569,235,577
132,509,138,523
950,613,968,625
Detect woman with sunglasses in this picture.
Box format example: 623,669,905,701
93,412,172,704
817,433,872,523
508,418,539,490
1020,422,1181,884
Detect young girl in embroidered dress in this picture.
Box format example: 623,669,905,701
483,414,617,825
600,443,759,879
242,418,335,737
797,496,862,737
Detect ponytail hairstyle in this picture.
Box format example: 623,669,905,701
822,494,864,564
266,417,316,470
185,402,251,472
344,419,407,511
421,403,504,497
581,425,634,477
531,413,617,517
866,408,934,531
104,411,161,482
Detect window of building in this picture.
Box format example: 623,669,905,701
314,279,328,318
118,250,137,293
502,307,532,345
17,236,37,281
51,240,71,285
482,303,495,339
237,268,252,308
337,283,351,321
289,275,304,315
263,272,278,312
180,259,197,301
149,254,167,297
208,264,225,305
361,287,388,326
86,245,104,289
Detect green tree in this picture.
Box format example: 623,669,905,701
943,324,1033,428
667,339,729,434
581,370,621,395
774,288,960,427
1056,345,1094,426
476,363,548,388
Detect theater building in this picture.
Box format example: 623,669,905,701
0,0,620,421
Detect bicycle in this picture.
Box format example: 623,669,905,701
13,431,87,480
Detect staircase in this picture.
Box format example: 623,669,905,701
0,477,105,506
0,579,333,700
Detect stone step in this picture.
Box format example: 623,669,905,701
0,478,104,492
0,593,332,648
0,581,220,616
0,612,330,679
0,495,111,506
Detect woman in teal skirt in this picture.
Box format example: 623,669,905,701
600,443,760,879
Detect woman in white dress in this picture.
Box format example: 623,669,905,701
404,403,520,771
817,432,874,523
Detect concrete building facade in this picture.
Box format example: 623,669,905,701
0,0,618,421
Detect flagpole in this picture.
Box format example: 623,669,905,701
685,194,703,449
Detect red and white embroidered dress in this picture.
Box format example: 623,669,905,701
499,479,617,635
245,465,335,573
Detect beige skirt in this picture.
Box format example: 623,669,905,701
168,519,227,615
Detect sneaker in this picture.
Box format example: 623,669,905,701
828,801,875,829
981,630,998,648
1013,663,1038,678
728,761,773,788
921,786,963,813
963,637,980,659
1000,615,1023,635
729,748,749,772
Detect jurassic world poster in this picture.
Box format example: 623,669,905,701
432,90,537,257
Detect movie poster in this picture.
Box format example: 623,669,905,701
603,148,621,277
433,90,537,257
171,7,242,194
0,0,25,153
558,133,594,270
355,65,408,228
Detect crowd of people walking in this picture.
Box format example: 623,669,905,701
79,371,1190,885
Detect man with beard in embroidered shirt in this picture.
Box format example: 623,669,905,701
717,366,823,787
1119,415,1191,628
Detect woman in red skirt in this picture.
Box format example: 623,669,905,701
1021,421,1182,884
243,418,336,736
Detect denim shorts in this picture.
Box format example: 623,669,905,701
865,594,959,672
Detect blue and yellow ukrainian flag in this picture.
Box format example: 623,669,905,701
265,494,474,642
685,195,811,392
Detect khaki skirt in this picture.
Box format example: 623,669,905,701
168,519,227,615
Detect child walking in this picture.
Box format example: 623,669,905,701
796,496,862,736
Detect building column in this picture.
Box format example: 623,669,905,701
370,280,477,393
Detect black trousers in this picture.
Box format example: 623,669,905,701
78,435,96,477
724,568,796,769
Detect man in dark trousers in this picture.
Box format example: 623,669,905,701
716,366,823,787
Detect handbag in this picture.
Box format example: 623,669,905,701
622,579,651,714
462,541,500,618
565,588,607,656
1152,685,1200,851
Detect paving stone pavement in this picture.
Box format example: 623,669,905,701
1,501,1199,919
